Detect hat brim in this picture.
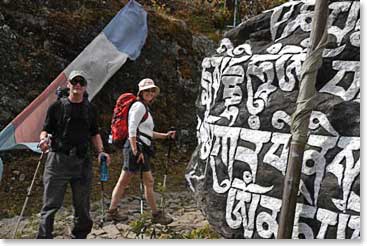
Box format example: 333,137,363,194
138,85,160,96
68,71,87,81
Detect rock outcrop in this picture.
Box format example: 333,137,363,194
186,0,360,239
0,0,215,142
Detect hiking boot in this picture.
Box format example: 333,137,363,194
151,211,173,225
106,208,128,222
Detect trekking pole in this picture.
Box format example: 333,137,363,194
160,127,174,212
136,146,157,239
139,163,145,239
233,0,238,27
99,154,109,228
139,164,144,216
12,152,45,239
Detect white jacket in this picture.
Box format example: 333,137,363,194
128,101,154,146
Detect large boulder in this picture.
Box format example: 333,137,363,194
186,0,360,239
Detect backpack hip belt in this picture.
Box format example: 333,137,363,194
52,141,89,158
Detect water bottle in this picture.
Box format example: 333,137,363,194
100,154,109,182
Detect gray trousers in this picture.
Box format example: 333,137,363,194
36,152,93,239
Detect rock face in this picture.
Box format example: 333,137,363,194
186,0,360,239
0,0,215,142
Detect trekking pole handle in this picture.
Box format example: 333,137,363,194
166,126,175,162
38,134,52,153
167,126,175,154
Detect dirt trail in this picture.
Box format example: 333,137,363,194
0,191,218,239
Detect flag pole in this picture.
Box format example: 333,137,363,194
277,0,329,239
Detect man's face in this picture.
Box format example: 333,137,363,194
68,76,87,95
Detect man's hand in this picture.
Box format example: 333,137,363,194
39,135,51,153
98,152,111,166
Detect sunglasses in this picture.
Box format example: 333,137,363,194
70,77,87,86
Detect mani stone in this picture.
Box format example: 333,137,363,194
186,0,360,239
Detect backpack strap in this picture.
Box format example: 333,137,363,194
59,97,72,140
130,100,149,124
131,100,152,141
82,98,91,130
57,97,91,141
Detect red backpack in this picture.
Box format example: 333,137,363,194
110,93,148,146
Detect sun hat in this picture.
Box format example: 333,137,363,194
138,78,160,96
68,70,88,83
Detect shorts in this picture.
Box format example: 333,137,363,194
122,140,151,173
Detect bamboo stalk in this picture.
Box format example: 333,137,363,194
277,0,329,239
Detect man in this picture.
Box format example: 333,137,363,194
36,70,110,239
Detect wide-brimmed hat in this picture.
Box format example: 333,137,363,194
138,78,160,96
68,70,88,84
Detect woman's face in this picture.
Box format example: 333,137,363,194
141,88,156,103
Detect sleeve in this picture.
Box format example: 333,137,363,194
128,101,146,138
89,104,99,136
42,101,59,134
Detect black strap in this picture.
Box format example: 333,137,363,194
59,98,72,139
132,100,151,142
139,131,152,141
131,100,149,123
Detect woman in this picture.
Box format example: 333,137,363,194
107,78,175,225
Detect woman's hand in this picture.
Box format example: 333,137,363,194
166,131,176,140
137,153,144,164
133,149,145,164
